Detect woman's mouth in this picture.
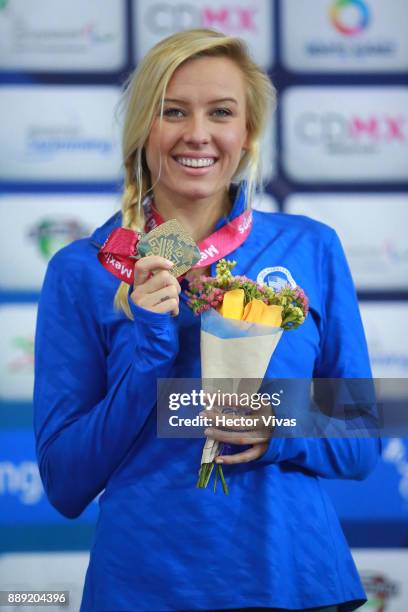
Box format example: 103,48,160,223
173,156,217,168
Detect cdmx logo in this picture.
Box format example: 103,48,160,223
330,0,370,36
296,114,405,145
144,4,257,35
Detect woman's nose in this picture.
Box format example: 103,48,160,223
182,114,210,145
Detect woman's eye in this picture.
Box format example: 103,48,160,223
163,108,185,118
212,108,232,118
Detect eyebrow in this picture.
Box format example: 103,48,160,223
163,97,238,105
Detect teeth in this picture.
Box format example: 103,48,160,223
176,157,215,168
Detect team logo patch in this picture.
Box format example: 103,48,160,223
257,266,297,290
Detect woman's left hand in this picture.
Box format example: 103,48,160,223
201,403,274,465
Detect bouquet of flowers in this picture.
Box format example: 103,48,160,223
186,259,309,493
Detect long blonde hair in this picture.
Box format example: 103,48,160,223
115,28,275,318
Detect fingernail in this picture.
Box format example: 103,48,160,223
165,259,174,267
216,458,224,464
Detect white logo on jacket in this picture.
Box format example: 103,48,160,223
257,266,297,290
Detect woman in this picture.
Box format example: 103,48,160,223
34,29,380,612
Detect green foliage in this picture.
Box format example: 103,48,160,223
186,259,309,330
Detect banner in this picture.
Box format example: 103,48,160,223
133,0,274,68
0,86,122,181
0,0,126,72
286,194,408,290
281,0,408,73
282,86,408,182
0,194,120,291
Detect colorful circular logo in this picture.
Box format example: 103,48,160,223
330,0,370,36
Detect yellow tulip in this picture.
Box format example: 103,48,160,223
218,289,245,320
242,299,282,327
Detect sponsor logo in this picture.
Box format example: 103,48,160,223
28,218,89,260
257,266,297,290
330,0,370,36
362,306,408,376
0,305,37,401
296,113,406,153
143,4,258,35
283,88,408,180
360,570,399,612
135,1,272,68
26,124,113,157
288,0,403,66
383,241,408,263
0,461,43,505
305,40,395,61
8,337,34,373
371,352,408,370
0,87,121,180
348,243,408,266
344,243,408,290
285,194,408,288
367,331,408,370
0,6,124,72
5,17,116,52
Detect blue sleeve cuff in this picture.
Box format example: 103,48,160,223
128,287,174,327
127,287,179,360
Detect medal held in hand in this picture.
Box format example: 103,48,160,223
137,219,201,278
98,219,201,283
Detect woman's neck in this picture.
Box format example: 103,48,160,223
153,191,231,243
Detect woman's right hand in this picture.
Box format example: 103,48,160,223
130,256,181,316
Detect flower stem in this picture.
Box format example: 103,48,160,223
213,465,219,493
203,462,214,488
197,462,229,494
197,462,212,488
218,465,229,494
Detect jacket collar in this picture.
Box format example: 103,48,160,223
90,210,122,248
90,182,247,248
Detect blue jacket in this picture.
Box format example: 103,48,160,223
34,187,380,612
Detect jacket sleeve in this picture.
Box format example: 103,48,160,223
259,228,381,479
33,255,178,518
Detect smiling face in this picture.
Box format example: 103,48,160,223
144,56,250,210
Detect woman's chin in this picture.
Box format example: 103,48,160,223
172,187,218,202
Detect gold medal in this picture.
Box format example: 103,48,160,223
137,219,201,277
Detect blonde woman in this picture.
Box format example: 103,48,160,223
34,29,379,612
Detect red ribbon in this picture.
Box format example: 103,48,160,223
97,227,140,284
98,202,252,285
